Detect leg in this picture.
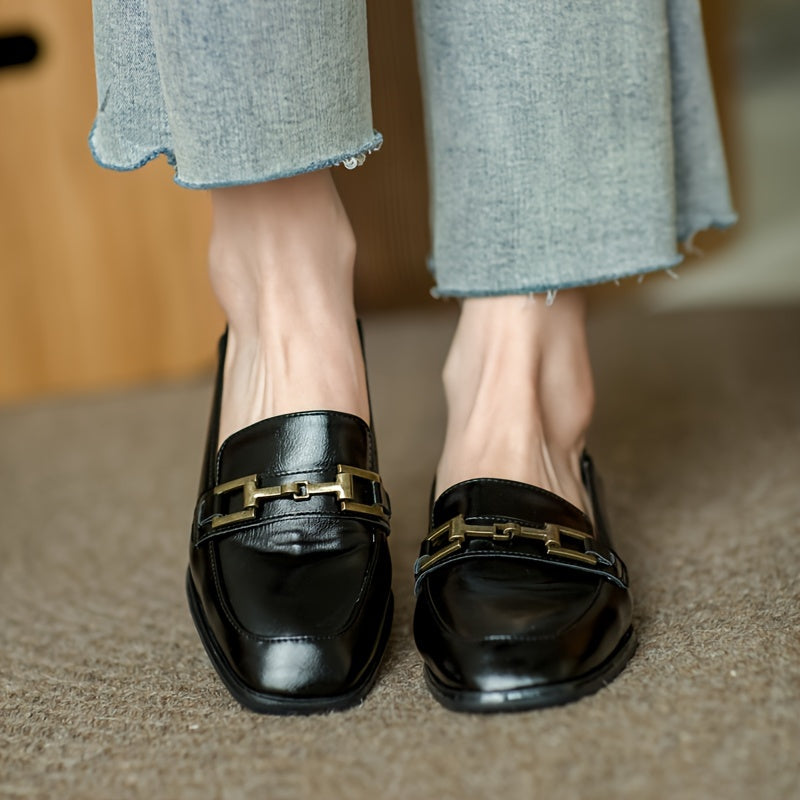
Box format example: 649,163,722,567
208,170,369,449
193,194,392,712
416,0,734,511
437,291,593,511
412,0,734,712
90,0,393,714
415,0,731,508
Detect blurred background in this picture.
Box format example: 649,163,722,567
0,0,797,402
2,5,798,797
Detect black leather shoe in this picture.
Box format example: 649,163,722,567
413,454,635,713
187,332,393,714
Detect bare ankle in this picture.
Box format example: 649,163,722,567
436,291,594,510
208,171,357,332
205,172,369,446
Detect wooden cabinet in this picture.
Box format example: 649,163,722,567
0,1,221,402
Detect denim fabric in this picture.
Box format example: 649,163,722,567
89,0,381,187
89,0,736,295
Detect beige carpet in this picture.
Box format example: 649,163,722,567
2,306,799,800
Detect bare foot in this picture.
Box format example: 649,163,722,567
207,171,370,450
436,291,594,511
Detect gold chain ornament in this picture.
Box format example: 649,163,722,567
417,514,598,573
211,464,388,528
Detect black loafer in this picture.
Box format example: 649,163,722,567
413,454,635,713
187,332,393,714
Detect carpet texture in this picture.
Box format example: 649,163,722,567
2,306,799,799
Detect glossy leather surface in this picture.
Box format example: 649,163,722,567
188,333,393,712
413,455,634,709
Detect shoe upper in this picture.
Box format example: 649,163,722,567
413,457,633,695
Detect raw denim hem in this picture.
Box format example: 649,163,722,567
88,121,383,189
430,214,739,299
676,212,739,244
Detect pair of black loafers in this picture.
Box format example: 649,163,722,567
186,332,636,714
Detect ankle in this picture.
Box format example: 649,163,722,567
205,172,371,446
218,315,369,440
435,292,594,509
208,172,357,332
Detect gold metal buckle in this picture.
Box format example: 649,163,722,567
418,514,597,573
211,465,388,529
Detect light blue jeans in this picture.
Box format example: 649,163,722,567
89,0,736,296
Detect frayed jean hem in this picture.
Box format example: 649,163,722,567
429,213,738,299
88,122,383,190
676,212,739,244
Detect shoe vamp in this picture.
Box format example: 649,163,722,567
431,558,601,640
216,525,374,638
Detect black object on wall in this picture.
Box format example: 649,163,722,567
0,33,40,70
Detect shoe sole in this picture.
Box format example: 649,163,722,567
423,625,637,713
185,569,394,715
